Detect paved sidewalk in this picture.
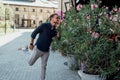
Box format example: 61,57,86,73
0,29,80,80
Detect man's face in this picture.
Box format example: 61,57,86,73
52,15,60,25
56,16,61,26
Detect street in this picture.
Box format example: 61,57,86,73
0,29,80,80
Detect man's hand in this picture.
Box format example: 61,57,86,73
29,44,34,50
57,32,61,40
57,32,60,37
29,38,34,50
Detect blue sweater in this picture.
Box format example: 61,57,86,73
31,22,57,52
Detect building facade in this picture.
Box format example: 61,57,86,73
3,0,58,28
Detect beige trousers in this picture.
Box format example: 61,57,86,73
29,46,49,80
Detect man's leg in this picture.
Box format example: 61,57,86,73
28,46,42,66
41,52,49,80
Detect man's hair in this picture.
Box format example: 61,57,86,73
49,13,58,21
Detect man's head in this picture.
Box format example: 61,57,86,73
49,13,60,26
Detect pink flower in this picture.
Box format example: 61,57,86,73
106,14,109,18
91,4,94,10
109,15,113,20
97,0,101,2
76,4,83,11
55,10,65,20
118,7,120,12
94,4,98,8
92,32,99,38
91,4,98,10
86,15,90,20
99,12,103,16
110,10,113,14
105,6,109,10
113,8,118,12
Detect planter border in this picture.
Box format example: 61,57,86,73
78,70,105,80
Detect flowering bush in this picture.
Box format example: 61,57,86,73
51,0,120,79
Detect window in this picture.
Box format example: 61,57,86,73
33,20,35,24
24,8,26,12
33,9,35,12
40,9,42,13
15,14,19,24
16,8,19,11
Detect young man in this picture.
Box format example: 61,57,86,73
28,13,61,80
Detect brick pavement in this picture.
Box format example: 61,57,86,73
0,29,80,80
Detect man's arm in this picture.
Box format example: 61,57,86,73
29,24,44,50
56,30,61,40
31,24,44,39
